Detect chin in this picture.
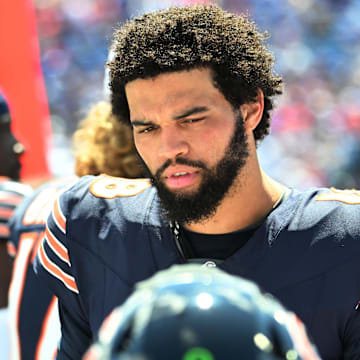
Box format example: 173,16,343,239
165,184,201,197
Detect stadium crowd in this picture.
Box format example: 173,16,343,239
34,0,360,188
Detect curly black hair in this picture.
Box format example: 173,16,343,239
108,5,283,142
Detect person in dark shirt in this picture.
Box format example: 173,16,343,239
0,92,32,308
35,5,360,359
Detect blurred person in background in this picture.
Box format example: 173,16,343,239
0,94,25,183
72,101,143,179
0,92,33,309
0,91,33,359
7,100,144,360
85,265,320,360
34,4,360,359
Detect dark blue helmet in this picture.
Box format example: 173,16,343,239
85,265,320,360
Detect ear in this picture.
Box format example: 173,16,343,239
240,89,264,132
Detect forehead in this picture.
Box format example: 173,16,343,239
125,68,225,115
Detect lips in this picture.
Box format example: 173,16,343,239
163,167,199,189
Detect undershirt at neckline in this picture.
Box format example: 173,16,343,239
180,188,290,260
181,220,259,260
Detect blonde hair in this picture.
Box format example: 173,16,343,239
73,101,144,178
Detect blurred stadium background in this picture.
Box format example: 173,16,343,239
2,0,360,189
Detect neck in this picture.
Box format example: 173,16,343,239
184,159,285,235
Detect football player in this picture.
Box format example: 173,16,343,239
0,92,32,308
35,5,360,359
8,101,144,360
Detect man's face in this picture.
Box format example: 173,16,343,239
0,114,24,181
125,68,249,224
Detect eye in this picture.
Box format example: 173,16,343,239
137,125,158,134
183,117,205,124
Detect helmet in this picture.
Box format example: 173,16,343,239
84,265,320,360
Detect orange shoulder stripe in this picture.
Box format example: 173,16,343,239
0,207,14,219
0,192,23,205
45,226,70,265
52,197,66,234
38,241,78,294
0,224,10,236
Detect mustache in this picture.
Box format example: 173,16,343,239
154,158,206,179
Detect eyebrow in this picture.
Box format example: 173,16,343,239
131,119,154,127
130,106,210,127
173,106,209,120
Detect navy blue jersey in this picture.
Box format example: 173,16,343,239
8,177,77,360
34,175,360,359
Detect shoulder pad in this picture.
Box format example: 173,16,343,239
90,175,151,199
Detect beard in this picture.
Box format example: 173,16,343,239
139,111,249,225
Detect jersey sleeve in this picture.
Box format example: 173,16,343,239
33,189,92,359
33,175,155,359
7,180,75,360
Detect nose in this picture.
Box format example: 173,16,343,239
13,141,25,155
158,128,189,161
